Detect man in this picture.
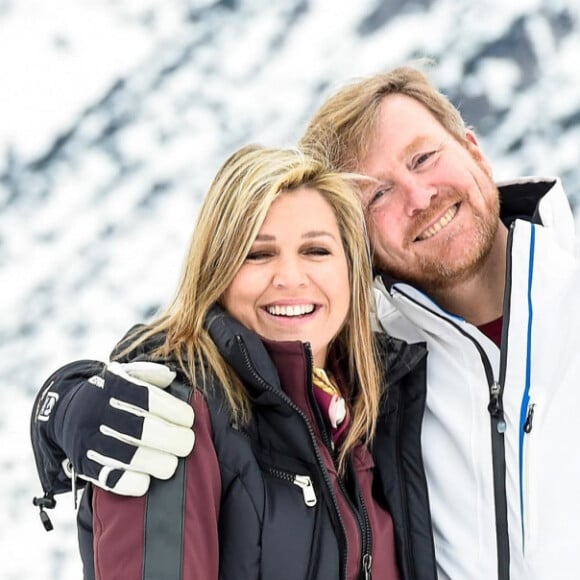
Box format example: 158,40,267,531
31,67,580,579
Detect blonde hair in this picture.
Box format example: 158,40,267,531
301,65,468,172
118,144,381,472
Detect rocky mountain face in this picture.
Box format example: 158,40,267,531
2,1,580,578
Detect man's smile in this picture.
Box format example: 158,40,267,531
415,203,459,241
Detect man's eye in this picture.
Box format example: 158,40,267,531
368,187,390,208
414,149,438,169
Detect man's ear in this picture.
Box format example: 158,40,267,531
465,130,493,178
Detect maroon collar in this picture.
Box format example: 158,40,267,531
261,339,349,444
478,316,503,347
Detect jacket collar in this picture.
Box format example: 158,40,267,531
496,176,557,226
113,305,427,400
375,333,427,386
206,305,348,390
111,306,284,396
205,305,283,395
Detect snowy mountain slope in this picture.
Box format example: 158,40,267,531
2,1,580,577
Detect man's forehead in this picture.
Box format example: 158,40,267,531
375,96,447,140
360,133,441,180
359,95,451,174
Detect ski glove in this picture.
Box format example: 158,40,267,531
31,359,195,500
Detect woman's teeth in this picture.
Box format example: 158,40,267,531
417,204,458,241
266,304,315,317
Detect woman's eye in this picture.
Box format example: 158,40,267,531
246,250,272,261
305,247,331,256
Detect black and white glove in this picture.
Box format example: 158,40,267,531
32,359,195,502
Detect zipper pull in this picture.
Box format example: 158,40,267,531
293,475,317,507
524,403,535,433
32,492,56,531
488,381,506,433
362,553,372,579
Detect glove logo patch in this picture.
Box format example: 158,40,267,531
37,392,59,422
88,375,105,388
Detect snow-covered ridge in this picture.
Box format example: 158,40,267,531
2,1,580,577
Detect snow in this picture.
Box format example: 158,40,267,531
3,1,580,577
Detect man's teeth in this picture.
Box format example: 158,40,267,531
418,205,458,241
267,304,315,317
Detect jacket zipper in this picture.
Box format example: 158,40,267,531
356,494,372,580
337,474,373,580
236,336,350,580
395,287,510,580
264,467,317,507
304,343,373,579
490,223,517,580
361,553,372,580
523,404,534,434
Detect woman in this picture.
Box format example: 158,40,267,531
34,145,436,579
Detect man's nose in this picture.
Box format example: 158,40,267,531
401,176,437,216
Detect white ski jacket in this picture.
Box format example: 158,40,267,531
374,177,580,579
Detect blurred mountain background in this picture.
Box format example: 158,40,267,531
2,0,580,577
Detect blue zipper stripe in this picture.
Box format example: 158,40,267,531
518,224,536,550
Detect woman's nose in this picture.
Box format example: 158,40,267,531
272,257,308,288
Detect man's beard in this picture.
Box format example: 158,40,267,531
379,184,501,293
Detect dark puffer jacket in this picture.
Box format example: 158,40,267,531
61,307,436,579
